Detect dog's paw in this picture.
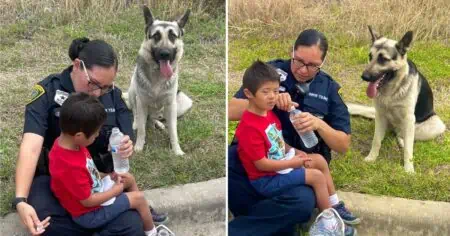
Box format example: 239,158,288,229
404,162,415,173
397,137,404,148
364,154,377,162
173,148,185,156
134,141,145,153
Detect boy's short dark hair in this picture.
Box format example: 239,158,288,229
59,92,107,138
243,60,280,95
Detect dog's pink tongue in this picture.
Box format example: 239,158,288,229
367,81,379,98
160,60,173,79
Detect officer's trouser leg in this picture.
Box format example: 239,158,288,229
228,144,316,236
29,175,92,236
29,176,145,236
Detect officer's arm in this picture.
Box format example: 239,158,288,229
15,133,44,198
228,86,248,121
317,83,351,153
316,121,351,153
229,98,248,121
16,85,49,198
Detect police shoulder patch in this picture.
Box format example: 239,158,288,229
28,84,45,104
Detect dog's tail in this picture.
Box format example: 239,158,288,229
415,115,446,140
176,91,193,117
346,103,375,119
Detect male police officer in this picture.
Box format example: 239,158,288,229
228,29,354,235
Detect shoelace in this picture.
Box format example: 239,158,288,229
336,205,354,218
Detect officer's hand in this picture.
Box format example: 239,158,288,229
119,135,133,159
276,93,298,112
293,112,324,133
17,202,50,235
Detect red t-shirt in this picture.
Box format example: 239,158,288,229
49,138,102,217
236,110,286,180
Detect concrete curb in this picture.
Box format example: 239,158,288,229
338,191,450,235
0,178,226,236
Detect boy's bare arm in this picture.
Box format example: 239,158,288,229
80,183,123,208
284,143,307,156
254,155,311,172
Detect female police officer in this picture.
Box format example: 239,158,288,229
228,29,356,235
13,38,166,235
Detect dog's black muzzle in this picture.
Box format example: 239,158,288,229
151,47,177,63
361,71,380,82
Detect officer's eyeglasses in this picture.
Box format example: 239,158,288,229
291,47,325,73
80,60,115,94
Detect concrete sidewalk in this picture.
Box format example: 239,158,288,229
338,191,450,235
0,178,226,236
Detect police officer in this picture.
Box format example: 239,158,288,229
13,38,167,236
228,29,352,235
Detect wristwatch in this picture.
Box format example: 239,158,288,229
12,197,27,210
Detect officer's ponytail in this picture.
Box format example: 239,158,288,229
294,29,328,60
68,37,118,70
69,37,90,61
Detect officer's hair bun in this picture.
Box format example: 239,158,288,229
69,37,90,61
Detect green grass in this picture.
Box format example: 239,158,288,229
228,35,450,202
0,4,225,216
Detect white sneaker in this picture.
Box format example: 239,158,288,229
156,224,175,236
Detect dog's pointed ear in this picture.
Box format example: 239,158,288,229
396,31,413,56
368,25,380,43
143,6,154,26
177,9,191,29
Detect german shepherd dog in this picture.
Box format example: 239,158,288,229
127,6,191,155
347,26,446,173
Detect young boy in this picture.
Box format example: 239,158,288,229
49,92,158,236
235,61,360,234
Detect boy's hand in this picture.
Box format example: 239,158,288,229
112,177,125,193
290,155,312,168
118,172,136,188
276,93,299,112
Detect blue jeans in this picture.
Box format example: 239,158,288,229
228,144,316,236
28,175,144,236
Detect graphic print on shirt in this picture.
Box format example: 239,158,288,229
86,157,103,193
265,123,285,160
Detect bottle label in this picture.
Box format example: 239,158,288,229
111,145,119,153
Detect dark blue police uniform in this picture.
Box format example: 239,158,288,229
24,66,144,236
228,59,350,235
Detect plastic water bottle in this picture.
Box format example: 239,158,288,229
309,208,345,236
109,127,129,174
289,106,318,148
